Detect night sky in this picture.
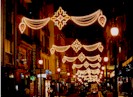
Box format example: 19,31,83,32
52,0,130,43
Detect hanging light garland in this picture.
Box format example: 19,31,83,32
18,6,106,83
50,45,71,54
75,66,103,83
72,61,101,69
49,39,104,83
50,39,104,54
84,75,98,82
76,70,99,82
71,9,106,27
19,17,50,33
19,6,107,33
62,52,101,63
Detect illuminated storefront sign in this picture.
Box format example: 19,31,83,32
122,56,133,67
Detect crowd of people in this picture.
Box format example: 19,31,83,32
48,82,110,97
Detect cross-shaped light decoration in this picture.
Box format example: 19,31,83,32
51,7,70,30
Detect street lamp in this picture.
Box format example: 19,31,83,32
57,68,61,97
67,72,70,85
38,59,43,97
110,27,119,36
110,26,119,97
67,72,70,77
103,57,109,88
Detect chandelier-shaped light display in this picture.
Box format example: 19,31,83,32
62,52,101,63
49,39,104,83
19,7,107,33
50,39,104,54
84,75,98,82
75,65,103,83
76,70,99,82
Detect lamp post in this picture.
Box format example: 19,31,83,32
57,68,61,97
38,59,43,97
103,57,109,88
111,26,119,97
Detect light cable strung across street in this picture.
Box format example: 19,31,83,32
50,39,104,54
62,52,102,63
19,6,107,33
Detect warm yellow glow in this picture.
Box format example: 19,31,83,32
71,9,107,27
51,7,70,30
104,57,108,62
101,71,104,74
72,61,101,69
101,66,105,70
62,52,102,63
18,7,107,31
110,27,119,36
57,68,61,72
98,14,107,27
73,75,76,78
50,39,104,54
38,59,43,65
67,72,70,76
19,22,26,34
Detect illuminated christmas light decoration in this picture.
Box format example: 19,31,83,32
62,52,101,63
88,62,101,68
50,39,104,54
62,56,77,63
76,69,99,82
71,39,82,53
98,14,107,27
78,52,86,62
72,63,83,69
51,7,70,30
71,9,106,27
18,7,107,32
90,69,100,75
90,75,98,81
19,17,50,33
50,45,71,54
19,22,26,34
72,61,101,69
13,6,106,83
82,42,104,52
83,75,91,79
76,68,100,77
49,39,103,82
76,69,89,75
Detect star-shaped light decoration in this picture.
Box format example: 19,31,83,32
51,7,70,30
71,39,82,53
